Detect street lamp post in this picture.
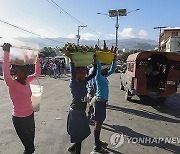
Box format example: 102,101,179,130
115,14,119,48
77,25,87,45
98,9,140,49
154,26,167,52
109,9,127,48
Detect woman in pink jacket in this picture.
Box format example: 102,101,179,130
3,43,41,154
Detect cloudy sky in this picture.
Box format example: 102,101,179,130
0,0,179,42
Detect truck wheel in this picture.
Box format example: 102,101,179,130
157,97,166,104
125,89,131,101
139,96,148,102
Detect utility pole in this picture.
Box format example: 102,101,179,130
109,9,127,48
115,15,119,48
98,8,140,50
154,26,167,51
77,25,87,45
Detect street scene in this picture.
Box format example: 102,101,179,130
0,73,180,154
0,1,180,154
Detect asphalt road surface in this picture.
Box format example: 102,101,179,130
0,73,180,154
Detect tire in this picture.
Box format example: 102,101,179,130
157,97,166,104
125,89,132,101
139,96,148,102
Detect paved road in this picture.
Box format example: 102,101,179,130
0,74,180,154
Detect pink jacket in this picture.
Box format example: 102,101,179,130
3,52,41,117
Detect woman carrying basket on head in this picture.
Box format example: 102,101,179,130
66,51,97,154
3,43,41,154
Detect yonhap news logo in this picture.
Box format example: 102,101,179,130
110,133,180,148
110,133,125,148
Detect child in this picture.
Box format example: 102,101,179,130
92,53,117,153
87,67,96,125
3,43,41,154
66,52,97,154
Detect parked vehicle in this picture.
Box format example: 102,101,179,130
120,51,180,103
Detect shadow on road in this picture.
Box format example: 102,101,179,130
102,123,180,153
104,147,123,154
128,94,180,118
107,105,180,123
152,104,180,119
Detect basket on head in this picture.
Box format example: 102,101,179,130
70,52,94,67
96,51,115,64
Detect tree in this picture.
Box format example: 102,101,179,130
40,47,56,57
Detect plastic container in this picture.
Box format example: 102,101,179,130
30,84,43,112
96,51,115,64
70,52,94,67
64,55,70,65
0,38,39,65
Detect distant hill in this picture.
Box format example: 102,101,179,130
17,37,158,51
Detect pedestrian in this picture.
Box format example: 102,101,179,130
53,61,58,79
43,62,48,76
3,43,41,154
61,60,66,76
91,51,117,153
57,60,61,78
48,61,53,77
87,66,96,125
66,52,97,154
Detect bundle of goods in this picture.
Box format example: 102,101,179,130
61,43,96,67
96,40,117,64
0,38,39,65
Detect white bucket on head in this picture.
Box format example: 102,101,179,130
30,84,43,112
0,38,39,65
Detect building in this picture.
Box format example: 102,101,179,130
160,28,180,52
122,48,130,52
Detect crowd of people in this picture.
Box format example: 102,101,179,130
2,43,117,154
39,57,67,78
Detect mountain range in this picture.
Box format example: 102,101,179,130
18,37,158,51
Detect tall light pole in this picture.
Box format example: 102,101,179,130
77,25,87,45
98,8,140,48
154,26,167,52
108,9,127,48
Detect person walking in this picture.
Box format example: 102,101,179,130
87,66,96,125
61,60,66,76
66,52,97,154
3,43,41,154
53,61,58,79
91,52,117,153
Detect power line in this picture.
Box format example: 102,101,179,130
0,18,41,37
46,0,103,38
0,18,64,44
46,0,81,25
50,0,83,24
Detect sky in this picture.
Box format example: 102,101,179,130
0,0,180,44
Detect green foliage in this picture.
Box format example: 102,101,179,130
61,42,97,54
40,47,57,57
